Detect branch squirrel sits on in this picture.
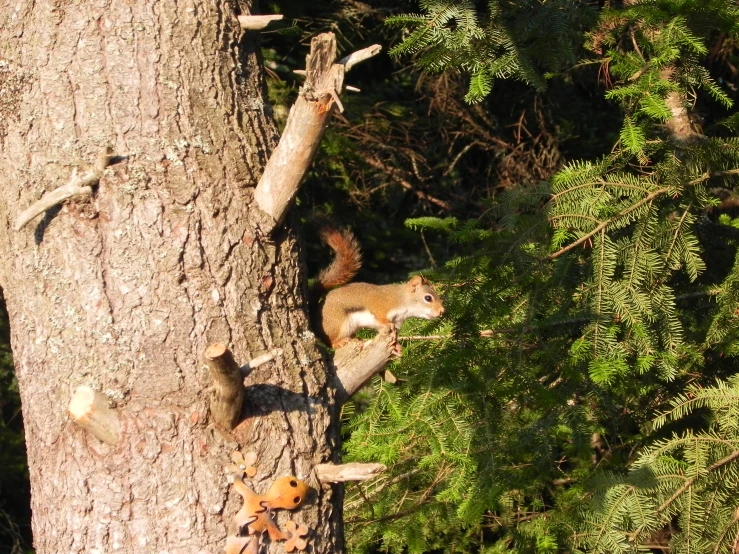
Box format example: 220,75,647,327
311,227,445,349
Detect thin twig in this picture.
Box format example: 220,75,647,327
365,156,452,211
240,348,283,376
442,142,478,177
344,469,422,511
419,231,436,268
689,168,739,185
398,334,449,341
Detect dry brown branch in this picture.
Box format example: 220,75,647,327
68,386,120,445
204,343,244,430
315,462,387,483
15,147,114,231
399,334,449,341
364,156,452,211
253,33,381,231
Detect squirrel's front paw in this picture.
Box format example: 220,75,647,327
391,341,403,357
332,338,350,349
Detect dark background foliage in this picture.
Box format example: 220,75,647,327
0,290,32,553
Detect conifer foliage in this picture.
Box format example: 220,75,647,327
342,1,739,552
579,377,739,553
385,0,591,102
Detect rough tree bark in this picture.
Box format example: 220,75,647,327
0,1,342,553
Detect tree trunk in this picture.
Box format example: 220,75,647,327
0,1,341,553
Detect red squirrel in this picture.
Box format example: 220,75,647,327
312,227,444,348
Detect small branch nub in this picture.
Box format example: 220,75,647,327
68,386,120,446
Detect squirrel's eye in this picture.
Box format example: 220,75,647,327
424,295,433,303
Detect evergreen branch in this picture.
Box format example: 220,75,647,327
688,168,739,185
549,181,604,201
594,180,657,194
663,203,692,269
594,230,607,351
547,187,670,261
656,447,739,514
549,213,602,225
592,483,638,548
626,207,654,290
713,514,739,554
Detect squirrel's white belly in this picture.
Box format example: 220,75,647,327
346,310,385,333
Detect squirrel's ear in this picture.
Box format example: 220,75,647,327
409,275,423,289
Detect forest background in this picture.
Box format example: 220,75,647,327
2,0,739,552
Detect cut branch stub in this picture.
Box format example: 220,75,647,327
315,462,387,483
237,14,284,30
68,385,120,446
334,326,396,402
205,343,244,430
253,33,381,232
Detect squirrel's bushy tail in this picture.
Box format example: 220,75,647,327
313,227,362,296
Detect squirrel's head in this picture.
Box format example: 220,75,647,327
408,275,444,319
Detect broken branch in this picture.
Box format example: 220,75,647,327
338,44,382,72
15,147,114,231
253,33,381,232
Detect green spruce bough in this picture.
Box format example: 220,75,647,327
344,1,739,552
